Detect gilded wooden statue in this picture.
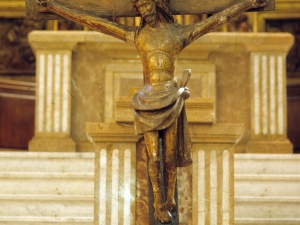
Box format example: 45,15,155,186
36,0,269,223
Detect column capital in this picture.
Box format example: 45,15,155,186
86,122,141,144
28,31,137,54
185,32,294,54
189,123,244,144
28,31,84,52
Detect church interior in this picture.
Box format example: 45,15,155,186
0,0,299,224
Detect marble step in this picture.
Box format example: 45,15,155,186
235,154,300,223
235,196,300,219
0,194,93,217
0,172,94,195
0,152,95,225
0,152,95,173
0,152,298,224
235,218,300,225
235,154,300,175
0,216,93,225
235,174,300,197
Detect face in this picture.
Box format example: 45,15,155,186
135,0,157,27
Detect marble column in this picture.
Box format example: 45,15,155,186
28,33,77,152
86,122,139,225
177,123,243,225
247,50,293,153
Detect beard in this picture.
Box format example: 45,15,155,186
144,14,156,27
142,4,157,27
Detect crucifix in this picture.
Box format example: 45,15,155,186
27,0,273,223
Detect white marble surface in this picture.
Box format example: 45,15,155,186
0,152,94,225
95,148,135,225
234,154,300,174
235,154,300,225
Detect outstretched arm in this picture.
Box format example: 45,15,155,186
180,0,269,48
37,0,137,46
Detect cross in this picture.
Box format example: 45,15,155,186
26,0,274,224
27,0,274,20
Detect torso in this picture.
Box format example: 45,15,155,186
135,22,183,85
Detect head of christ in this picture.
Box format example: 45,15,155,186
131,0,174,28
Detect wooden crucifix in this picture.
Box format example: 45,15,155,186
27,0,274,224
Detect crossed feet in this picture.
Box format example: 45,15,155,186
153,199,176,224
154,204,172,224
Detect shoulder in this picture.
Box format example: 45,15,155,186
172,22,183,29
125,26,138,47
171,22,188,37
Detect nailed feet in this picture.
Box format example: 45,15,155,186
153,203,172,224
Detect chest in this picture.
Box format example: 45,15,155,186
136,24,183,55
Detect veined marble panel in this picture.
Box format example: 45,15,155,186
192,148,234,225
251,53,286,137
94,148,136,225
36,51,71,134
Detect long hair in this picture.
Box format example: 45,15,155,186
152,0,174,23
131,0,175,36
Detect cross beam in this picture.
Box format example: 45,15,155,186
26,0,275,20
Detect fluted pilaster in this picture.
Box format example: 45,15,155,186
28,33,78,152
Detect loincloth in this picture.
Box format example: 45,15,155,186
131,79,192,167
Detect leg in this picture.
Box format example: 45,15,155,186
144,131,172,223
162,121,178,212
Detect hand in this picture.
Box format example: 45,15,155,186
182,87,190,100
36,0,53,13
252,0,269,8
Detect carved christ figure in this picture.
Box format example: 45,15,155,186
37,0,268,223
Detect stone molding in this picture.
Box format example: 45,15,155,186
29,31,294,54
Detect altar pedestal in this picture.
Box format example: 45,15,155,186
86,121,243,225
28,31,293,153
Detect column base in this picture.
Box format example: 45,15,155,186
29,136,76,152
246,140,293,154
